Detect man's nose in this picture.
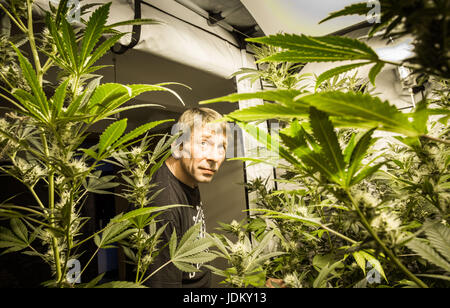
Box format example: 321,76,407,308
206,146,223,163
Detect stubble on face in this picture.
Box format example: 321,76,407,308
179,126,226,185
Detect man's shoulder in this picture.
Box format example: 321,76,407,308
151,163,184,200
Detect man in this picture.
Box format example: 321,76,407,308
145,107,227,288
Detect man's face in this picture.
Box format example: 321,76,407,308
179,125,226,184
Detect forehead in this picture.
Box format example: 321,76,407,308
192,124,226,140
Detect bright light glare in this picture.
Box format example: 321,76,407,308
375,38,414,63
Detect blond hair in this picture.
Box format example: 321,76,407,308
178,107,223,127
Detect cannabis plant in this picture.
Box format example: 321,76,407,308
0,0,214,287
201,2,449,288
205,219,284,288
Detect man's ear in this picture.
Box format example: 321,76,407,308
171,142,182,159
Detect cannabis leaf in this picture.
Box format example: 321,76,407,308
406,222,450,277
247,34,384,86
169,224,216,273
0,218,33,254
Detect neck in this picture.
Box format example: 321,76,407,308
165,156,197,188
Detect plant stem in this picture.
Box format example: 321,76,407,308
381,60,420,71
0,92,28,113
0,3,27,32
26,0,43,85
2,204,45,217
141,260,172,285
345,190,429,288
135,230,143,283
0,71,14,89
320,224,357,245
71,224,110,248
41,132,63,284
75,246,100,285
422,135,450,145
27,185,46,209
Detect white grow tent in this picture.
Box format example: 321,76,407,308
29,0,417,287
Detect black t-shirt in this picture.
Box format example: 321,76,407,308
144,161,211,288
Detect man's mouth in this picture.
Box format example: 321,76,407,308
199,167,216,175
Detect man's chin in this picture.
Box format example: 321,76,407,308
196,175,214,183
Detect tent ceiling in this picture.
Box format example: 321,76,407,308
241,0,366,36
186,0,264,36
184,0,367,37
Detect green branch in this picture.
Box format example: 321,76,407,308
26,0,43,85
0,3,27,32
345,190,429,288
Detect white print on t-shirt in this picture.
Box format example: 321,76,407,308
189,203,206,279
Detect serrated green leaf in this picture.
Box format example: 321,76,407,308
169,228,177,258
412,100,429,135
279,126,337,182
424,223,450,263
175,237,213,259
175,224,201,255
313,260,343,288
251,230,275,258
309,107,345,183
260,51,360,63
238,122,300,168
113,119,174,148
175,251,217,264
87,83,130,114
319,3,369,24
316,62,371,89
359,251,388,282
299,91,420,137
173,261,200,273
406,239,450,272
10,89,46,122
112,205,187,223
208,235,230,259
353,251,367,275
251,252,285,271
79,3,111,68
369,62,385,85
249,34,376,58
200,89,304,106
51,79,70,119
60,17,79,71
350,162,384,186
343,133,357,164
80,148,98,160
54,0,70,26
104,18,160,31
250,209,322,227
225,103,308,122
98,119,128,155
95,221,133,249
10,44,49,119
46,12,70,67
346,128,376,186
10,218,28,243
248,34,378,64
84,33,126,69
